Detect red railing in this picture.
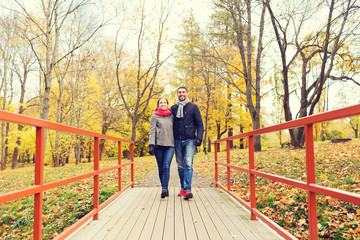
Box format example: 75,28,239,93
0,110,134,240
214,104,360,240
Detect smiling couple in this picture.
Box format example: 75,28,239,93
148,87,204,200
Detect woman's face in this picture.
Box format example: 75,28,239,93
158,99,168,109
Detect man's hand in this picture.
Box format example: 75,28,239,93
149,145,155,155
195,139,202,146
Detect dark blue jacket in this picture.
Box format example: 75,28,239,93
171,102,204,141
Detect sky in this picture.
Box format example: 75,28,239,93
0,0,215,102
2,0,358,124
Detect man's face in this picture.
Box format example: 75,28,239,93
177,88,188,101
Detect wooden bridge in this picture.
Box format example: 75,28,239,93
1,105,360,240
65,187,282,240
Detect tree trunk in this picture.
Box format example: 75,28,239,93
54,131,60,167
4,123,9,164
75,136,81,164
207,138,211,153
88,142,92,162
131,117,137,144
12,65,28,169
216,122,227,152
227,86,233,149
203,90,210,155
279,130,282,146
1,121,6,170
12,124,23,169
239,125,245,149
354,126,358,139
99,139,105,161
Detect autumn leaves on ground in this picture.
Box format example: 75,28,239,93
194,140,360,239
1,140,360,239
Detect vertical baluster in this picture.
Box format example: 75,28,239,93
214,142,218,188
93,137,100,220
34,127,44,240
227,140,231,191
305,124,318,239
131,143,134,187
249,135,256,220
118,141,122,192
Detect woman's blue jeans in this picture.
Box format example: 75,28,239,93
174,139,195,192
154,146,174,190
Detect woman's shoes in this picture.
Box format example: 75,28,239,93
161,189,169,198
178,188,185,196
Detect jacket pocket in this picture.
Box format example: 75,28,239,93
156,129,162,145
184,125,195,138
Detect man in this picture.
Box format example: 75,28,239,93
171,87,204,200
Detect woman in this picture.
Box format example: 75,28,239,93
148,97,175,198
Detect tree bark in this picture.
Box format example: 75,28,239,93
216,0,265,151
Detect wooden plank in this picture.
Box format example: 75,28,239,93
195,188,234,240
68,188,141,240
202,188,256,239
117,187,158,239
67,187,283,240
174,187,186,240
163,188,175,239
138,188,162,240
182,193,198,239
205,188,282,240
187,189,211,240
102,187,153,239
189,189,222,240
125,187,159,239
95,187,152,240
199,188,252,240
150,189,169,238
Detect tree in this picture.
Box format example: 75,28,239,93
175,11,238,154
10,15,37,169
212,0,267,151
13,0,105,121
349,117,359,138
92,41,123,159
265,0,360,147
68,48,100,164
115,0,173,143
0,15,17,170
175,12,211,154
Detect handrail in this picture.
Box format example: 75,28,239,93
214,104,360,240
0,110,134,240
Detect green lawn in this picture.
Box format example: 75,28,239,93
0,156,157,239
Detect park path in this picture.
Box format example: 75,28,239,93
137,156,213,189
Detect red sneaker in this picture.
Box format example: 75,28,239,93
178,188,185,196
184,191,193,200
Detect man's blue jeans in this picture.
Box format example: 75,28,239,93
174,139,195,192
154,146,174,190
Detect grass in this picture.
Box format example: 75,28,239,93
0,155,157,239
193,139,360,239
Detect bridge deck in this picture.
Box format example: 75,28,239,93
66,187,283,240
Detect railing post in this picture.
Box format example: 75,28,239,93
131,143,134,187
34,127,44,240
249,135,256,220
305,124,318,239
226,140,231,191
118,141,122,192
93,137,100,220
214,142,218,188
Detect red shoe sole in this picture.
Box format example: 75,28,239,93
184,192,193,200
